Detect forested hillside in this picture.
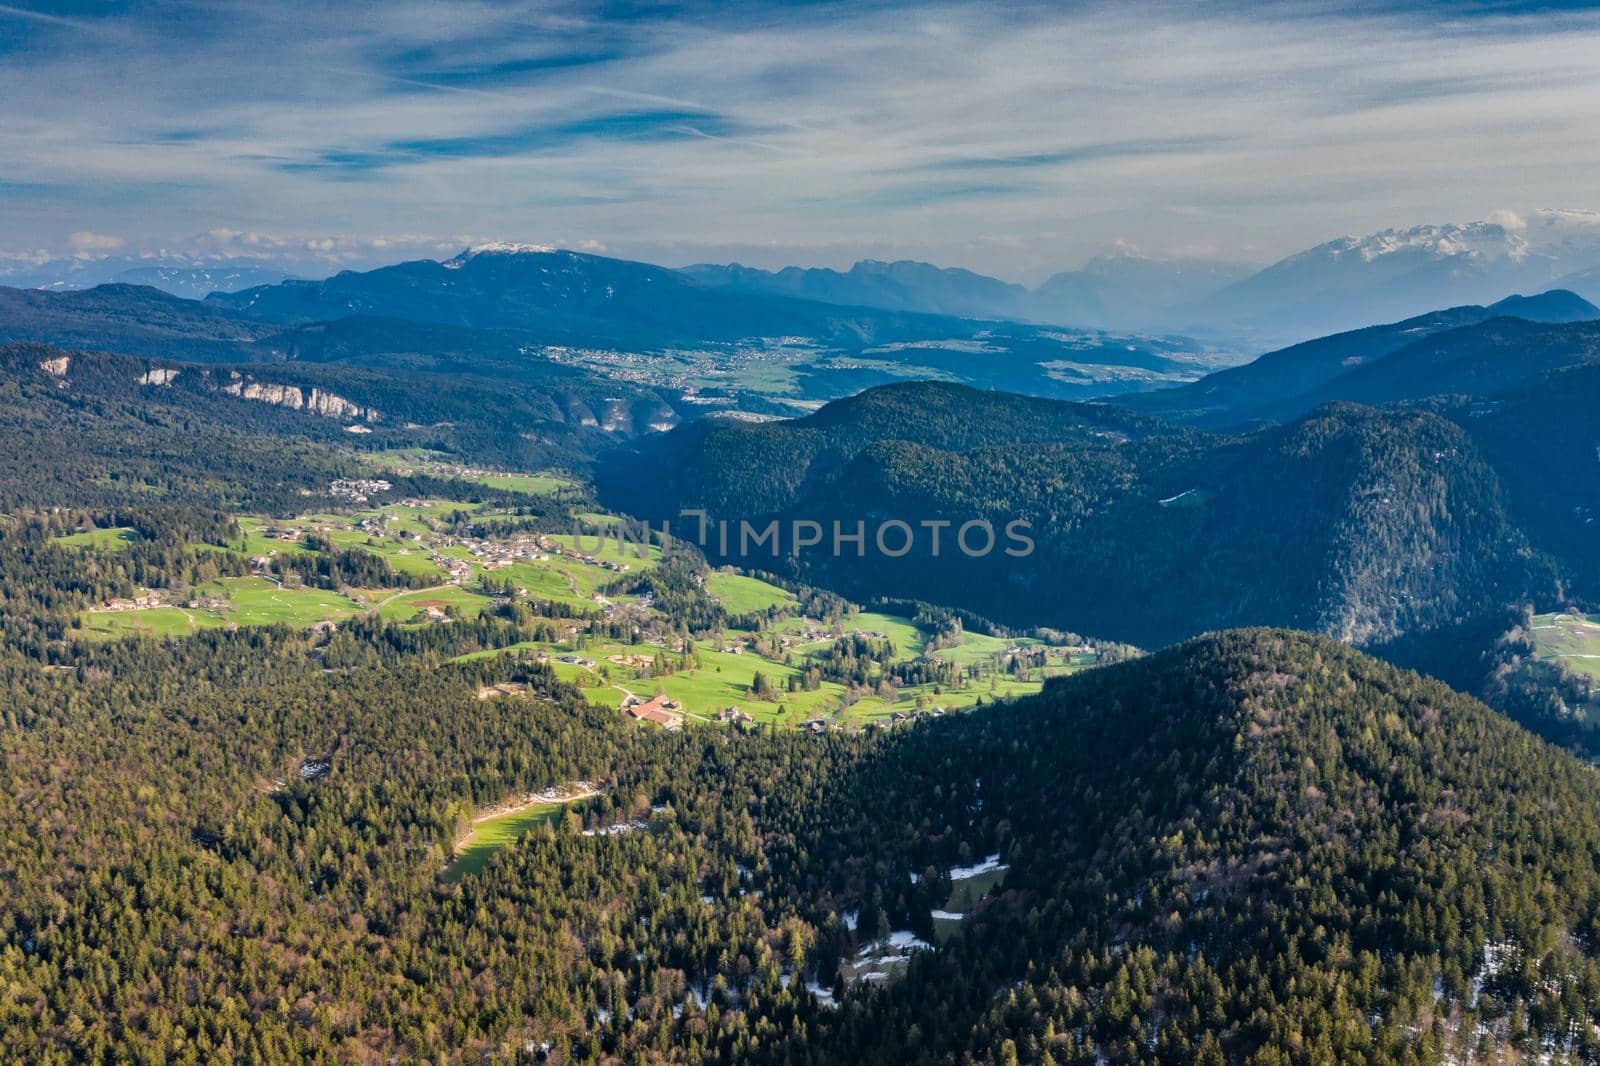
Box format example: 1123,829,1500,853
0,283,278,362
1447,364,1600,606
7,623,1600,1063
0,342,682,510
807,629,1600,1063
612,382,1177,520
608,383,1555,649
1117,304,1501,427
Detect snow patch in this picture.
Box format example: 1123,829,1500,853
950,854,1005,880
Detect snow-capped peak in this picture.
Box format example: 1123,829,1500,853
1315,222,1530,265
444,242,557,268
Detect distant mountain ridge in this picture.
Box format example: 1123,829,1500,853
199,245,1229,400
682,251,1253,331
679,259,1031,320
210,246,1001,351
0,254,291,298
682,211,1600,344
0,283,280,362
12,208,1600,347
1119,289,1600,427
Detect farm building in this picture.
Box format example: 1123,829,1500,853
625,695,683,730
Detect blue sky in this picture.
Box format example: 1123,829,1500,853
3,0,1600,280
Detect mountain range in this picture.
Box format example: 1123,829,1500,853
209,245,1000,351
0,254,292,298
13,210,1600,356
606,279,1600,693
684,213,1600,346
682,251,1256,334
1195,215,1600,344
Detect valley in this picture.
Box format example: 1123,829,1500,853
56,455,1097,732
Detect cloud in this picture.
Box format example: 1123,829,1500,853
67,230,124,253
2,1,1600,277
1488,208,1528,231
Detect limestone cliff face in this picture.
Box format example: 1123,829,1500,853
221,377,378,421
306,388,370,419
599,399,631,433
138,367,180,386
39,355,70,377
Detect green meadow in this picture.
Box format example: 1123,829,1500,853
376,585,492,623
705,572,797,615
1530,612,1600,681
77,606,207,639
445,799,569,881
57,526,142,551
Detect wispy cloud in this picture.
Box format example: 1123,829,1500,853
3,0,1600,279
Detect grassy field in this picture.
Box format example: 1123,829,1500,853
931,862,1009,945
769,611,925,655
58,526,142,551
356,449,577,497
80,578,376,639
1530,612,1600,681
77,605,206,639
545,530,662,566
376,585,491,623
319,528,447,579
494,561,585,605
467,471,575,495
205,578,366,626
445,798,571,881
843,677,1052,724
233,517,313,557
652,645,844,724
705,572,797,615
850,613,925,655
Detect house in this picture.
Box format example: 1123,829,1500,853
625,695,683,731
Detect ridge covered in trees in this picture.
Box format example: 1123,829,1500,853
8,623,1600,1062
606,382,1558,649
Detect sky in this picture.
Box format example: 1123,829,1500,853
4,0,1600,282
